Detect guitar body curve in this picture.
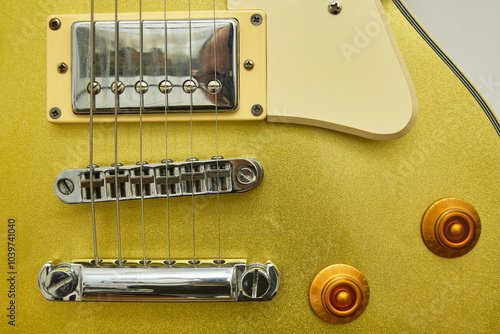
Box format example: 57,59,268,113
0,0,499,333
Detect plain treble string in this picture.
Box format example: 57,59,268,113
113,0,123,267
164,0,172,266
89,0,99,267
139,0,147,267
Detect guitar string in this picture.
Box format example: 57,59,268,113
89,0,99,266
139,0,147,267
213,0,222,266
113,0,123,267
188,0,197,266
164,0,172,265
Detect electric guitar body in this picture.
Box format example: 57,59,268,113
1,0,499,333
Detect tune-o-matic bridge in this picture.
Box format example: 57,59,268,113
55,158,263,204
38,260,279,302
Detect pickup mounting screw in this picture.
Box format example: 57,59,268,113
251,14,262,26
49,107,61,119
207,80,221,94
58,179,74,195
236,167,256,185
251,104,263,116
57,62,68,74
244,59,254,70
328,1,342,15
49,18,61,31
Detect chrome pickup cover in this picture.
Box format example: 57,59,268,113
72,19,238,113
38,260,279,302
55,158,262,204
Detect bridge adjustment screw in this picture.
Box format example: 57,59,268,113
49,107,61,120
49,18,61,31
57,62,68,74
244,59,254,70
241,265,270,298
45,266,77,299
57,179,74,195
328,1,342,15
186,157,199,162
136,161,149,165
251,14,263,26
212,156,224,160
251,104,263,117
161,159,174,164
236,167,256,185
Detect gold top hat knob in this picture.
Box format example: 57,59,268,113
422,198,481,258
309,264,369,324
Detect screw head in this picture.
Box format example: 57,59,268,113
57,179,74,195
212,156,224,160
49,107,61,120
251,104,263,117
251,14,263,26
236,167,256,185
111,81,125,95
135,80,149,94
49,18,61,31
159,80,173,94
241,266,270,298
244,59,254,70
161,159,174,164
183,80,197,93
328,1,342,15
45,266,77,299
87,81,101,95
136,161,149,165
186,157,199,162
207,80,221,94
57,62,68,74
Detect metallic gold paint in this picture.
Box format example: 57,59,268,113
0,0,499,333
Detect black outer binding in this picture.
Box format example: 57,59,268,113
393,0,500,137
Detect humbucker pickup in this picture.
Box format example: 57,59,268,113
55,157,263,204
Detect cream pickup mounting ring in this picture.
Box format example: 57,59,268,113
47,10,267,123
55,158,263,204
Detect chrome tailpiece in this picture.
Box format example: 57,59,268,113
38,260,279,302
55,158,263,204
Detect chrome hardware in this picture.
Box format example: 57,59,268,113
57,62,68,74
328,1,342,15
251,104,263,116
87,81,101,95
244,59,254,70
207,80,221,94
55,158,263,204
49,107,61,119
183,80,197,93
159,80,173,94
251,14,263,26
38,260,279,302
71,19,238,113
135,80,149,94
49,18,61,31
111,81,125,95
